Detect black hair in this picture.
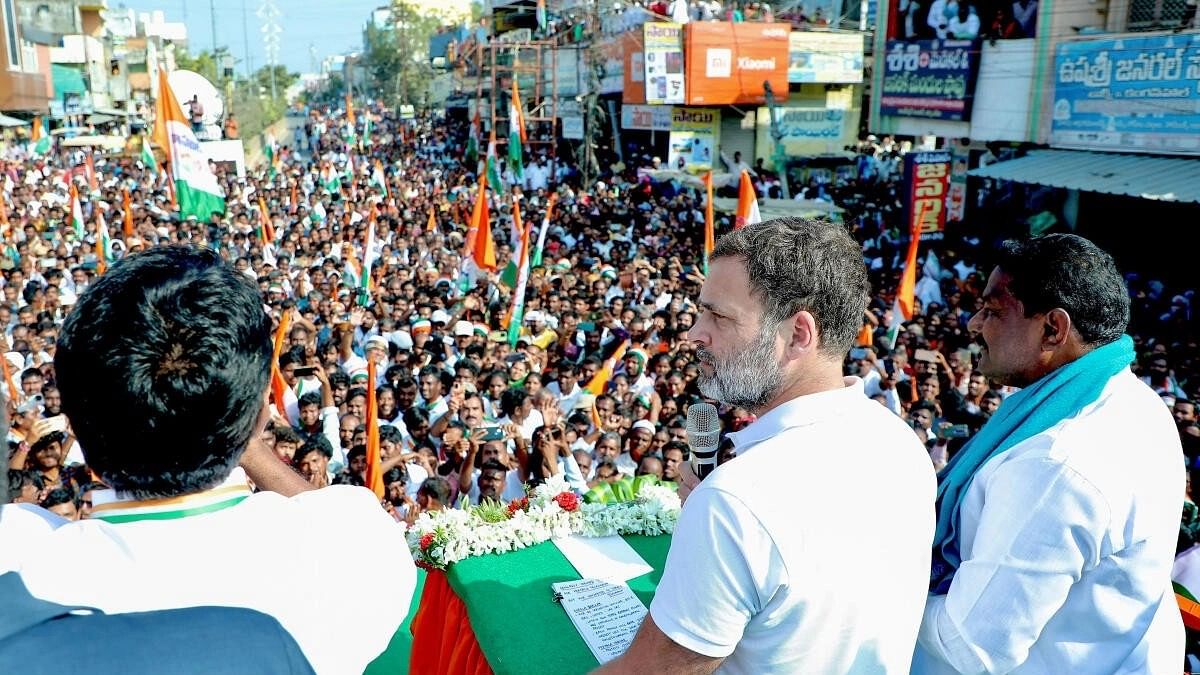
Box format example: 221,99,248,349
294,435,333,464
55,246,272,498
298,391,322,410
418,476,451,504
379,424,404,444
20,368,42,382
403,406,429,430
500,387,528,418
273,425,302,445
346,387,367,402
479,459,507,478
329,371,351,389
39,487,76,510
993,234,1129,346
347,445,367,461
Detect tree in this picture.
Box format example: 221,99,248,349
253,64,300,99
174,49,221,84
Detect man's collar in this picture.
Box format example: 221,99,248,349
727,377,866,454
89,468,252,524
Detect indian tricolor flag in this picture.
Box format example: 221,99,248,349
486,130,503,191
465,174,496,273
30,116,50,156
371,160,388,197
140,135,158,175
505,197,533,346
68,183,84,240
888,222,922,348
530,192,558,268
465,111,480,170
735,170,760,230
359,208,378,305
536,0,548,31
509,79,527,182
95,210,112,275
153,69,226,220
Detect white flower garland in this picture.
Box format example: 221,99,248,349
406,476,682,570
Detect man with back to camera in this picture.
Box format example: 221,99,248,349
913,234,1183,673
0,246,414,674
600,218,936,673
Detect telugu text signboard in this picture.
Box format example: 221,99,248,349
667,107,720,172
881,40,980,121
1051,34,1200,155
905,151,951,236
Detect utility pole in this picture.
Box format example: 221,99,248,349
762,80,791,200
582,0,602,186
209,0,217,53
242,0,253,79
258,0,282,100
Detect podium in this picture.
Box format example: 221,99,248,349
408,534,672,675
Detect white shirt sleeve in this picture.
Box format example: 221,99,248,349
321,406,346,474
559,453,588,494
917,456,1109,674
649,486,786,658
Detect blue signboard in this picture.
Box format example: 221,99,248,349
880,39,980,121
1051,34,1200,155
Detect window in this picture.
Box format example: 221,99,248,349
2,0,20,69
20,38,36,72
1128,0,1191,31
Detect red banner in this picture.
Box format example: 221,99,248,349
684,22,790,106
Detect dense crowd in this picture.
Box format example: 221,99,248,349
2,103,1198,567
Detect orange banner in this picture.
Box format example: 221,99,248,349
685,22,791,106
622,31,645,105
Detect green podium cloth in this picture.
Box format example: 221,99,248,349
446,534,672,674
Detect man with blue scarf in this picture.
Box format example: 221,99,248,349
914,234,1184,673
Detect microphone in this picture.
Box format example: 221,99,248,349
686,402,720,480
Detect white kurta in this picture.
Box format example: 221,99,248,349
914,368,1185,674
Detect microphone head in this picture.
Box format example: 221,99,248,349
686,402,720,452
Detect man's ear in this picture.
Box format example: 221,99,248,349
785,310,820,359
1043,308,1073,348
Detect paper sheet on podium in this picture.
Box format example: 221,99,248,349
554,535,654,583
551,578,648,664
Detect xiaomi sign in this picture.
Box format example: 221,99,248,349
685,23,790,105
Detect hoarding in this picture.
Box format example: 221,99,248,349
1051,34,1200,155
622,104,673,131
788,32,864,83
667,107,720,172
685,23,790,106
644,22,685,104
622,31,645,104
905,151,951,235
880,39,980,121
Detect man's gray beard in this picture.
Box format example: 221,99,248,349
696,322,783,411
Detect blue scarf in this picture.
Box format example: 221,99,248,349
929,335,1135,593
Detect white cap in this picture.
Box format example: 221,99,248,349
389,330,414,351
453,320,473,337
365,335,389,352
430,309,451,325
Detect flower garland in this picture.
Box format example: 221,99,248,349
406,475,682,571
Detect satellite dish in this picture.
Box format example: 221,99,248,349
167,69,224,125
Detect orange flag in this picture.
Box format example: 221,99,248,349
0,193,9,235
85,154,98,192
364,359,385,499
290,181,299,214
257,198,275,244
0,347,17,404
426,206,437,233
269,311,292,418
735,170,760,230
122,188,134,238
466,175,496,271
702,170,714,274
584,340,629,395
345,92,357,126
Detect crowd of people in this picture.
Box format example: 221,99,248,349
2,94,1199,664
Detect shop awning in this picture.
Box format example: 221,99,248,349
0,113,28,127
968,149,1200,204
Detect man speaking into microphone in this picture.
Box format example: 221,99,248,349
599,218,936,674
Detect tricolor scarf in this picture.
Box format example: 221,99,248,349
930,335,1136,593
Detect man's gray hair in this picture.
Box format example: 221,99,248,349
711,217,869,357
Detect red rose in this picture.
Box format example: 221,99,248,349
554,492,579,512
419,532,435,551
